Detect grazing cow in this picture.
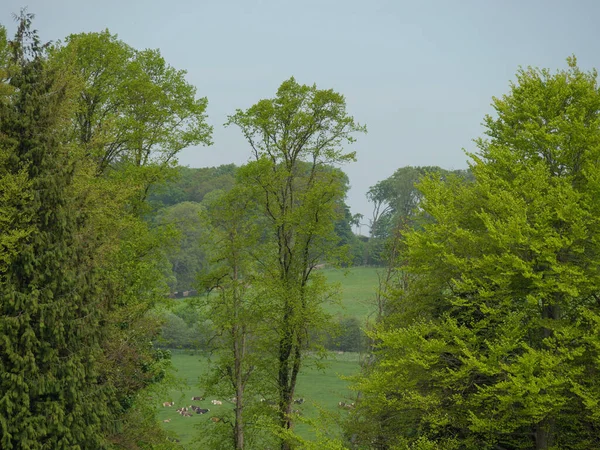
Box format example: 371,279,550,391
182,411,193,417
162,401,174,407
195,408,210,415
210,417,221,423
163,419,171,423
191,396,205,401
211,400,223,405
293,398,305,404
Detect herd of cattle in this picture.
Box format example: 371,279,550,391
162,396,356,424
338,401,356,410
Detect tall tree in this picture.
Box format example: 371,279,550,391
0,13,113,448
350,58,600,449
197,186,270,450
227,77,365,449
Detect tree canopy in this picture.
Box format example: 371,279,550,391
350,58,600,450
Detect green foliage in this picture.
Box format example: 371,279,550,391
197,184,275,449
50,30,213,208
324,317,366,353
350,58,600,449
158,311,209,350
365,166,472,266
0,15,209,448
149,164,238,207
155,201,206,290
227,77,365,448
0,13,113,448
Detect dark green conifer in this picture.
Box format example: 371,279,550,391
0,12,111,449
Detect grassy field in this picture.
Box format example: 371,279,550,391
321,266,380,321
157,266,379,446
157,352,362,446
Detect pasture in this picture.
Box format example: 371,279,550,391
157,352,362,446
321,266,380,320
157,266,380,445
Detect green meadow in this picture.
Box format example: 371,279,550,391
157,266,380,446
321,266,380,320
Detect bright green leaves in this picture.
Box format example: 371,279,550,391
225,79,364,448
351,59,600,449
481,57,600,182
51,30,212,174
226,77,364,166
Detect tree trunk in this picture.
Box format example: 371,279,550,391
535,418,554,450
233,334,245,449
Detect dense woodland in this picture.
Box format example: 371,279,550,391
2,12,600,450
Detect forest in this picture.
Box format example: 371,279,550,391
2,11,600,450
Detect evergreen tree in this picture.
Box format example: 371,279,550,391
0,13,112,448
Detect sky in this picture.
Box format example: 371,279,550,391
3,0,600,227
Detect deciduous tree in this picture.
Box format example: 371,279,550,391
227,77,365,449
350,58,600,450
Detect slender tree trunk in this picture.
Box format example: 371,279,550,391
278,325,294,450
535,417,554,450
234,334,245,449
536,298,559,448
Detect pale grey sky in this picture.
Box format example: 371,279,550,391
3,0,600,223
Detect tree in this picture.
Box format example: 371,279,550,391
197,186,271,450
349,58,600,449
227,77,366,449
148,164,238,207
0,13,113,448
155,201,206,291
365,166,472,265
50,30,212,203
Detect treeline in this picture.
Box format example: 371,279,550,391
151,164,475,291
150,164,366,292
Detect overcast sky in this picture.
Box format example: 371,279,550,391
3,0,600,224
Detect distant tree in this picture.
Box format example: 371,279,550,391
326,317,365,353
350,58,600,449
227,77,365,449
155,201,206,291
365,166,472,265
149,164,238,207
